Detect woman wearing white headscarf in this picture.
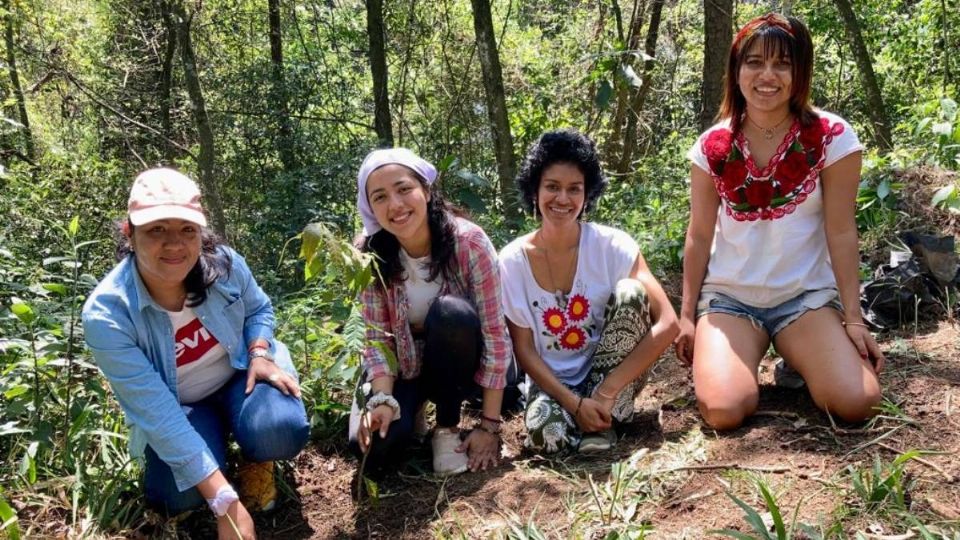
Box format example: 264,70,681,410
347,148,513,477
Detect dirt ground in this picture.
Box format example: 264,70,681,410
166,318,960,539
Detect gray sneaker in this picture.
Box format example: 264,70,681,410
578,429,617,453
773,358,805,389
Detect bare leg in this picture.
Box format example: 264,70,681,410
774,308,881,422
692,313,769,430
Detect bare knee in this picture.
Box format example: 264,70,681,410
820,386,882,423
697,395,758,431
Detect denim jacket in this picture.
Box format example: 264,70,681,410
82,247,274,492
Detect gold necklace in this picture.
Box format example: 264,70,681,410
747,113,791,140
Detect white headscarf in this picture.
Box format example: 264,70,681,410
356,148,438,235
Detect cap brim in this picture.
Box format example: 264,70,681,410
129,205,208,228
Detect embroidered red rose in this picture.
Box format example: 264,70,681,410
566,294,589,322
542,307,566,335
704,129,733,172
776,151,809,194
744,179,775,208
559,327,587,351
799,117,828,151
720,159,748,197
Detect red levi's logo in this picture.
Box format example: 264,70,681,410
175,318,219,367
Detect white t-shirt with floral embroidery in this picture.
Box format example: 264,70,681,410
499,223,639,386
687,109,863,308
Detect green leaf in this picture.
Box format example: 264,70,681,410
724,490,772,539
931,184,956,206
756,481,785,539
595,79,613,110
68,216,80,237
940,97,958,121
876,179,891,200
932,121,952,136
41,283,68,296
436,155,457,171
0,491,20,540
707,529,759,540
454,169,488,187
10,302,35,325
455,187,487,213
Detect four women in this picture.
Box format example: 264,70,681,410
83,11,885,528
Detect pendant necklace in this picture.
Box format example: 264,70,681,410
538,230,580,306
747,113,791,140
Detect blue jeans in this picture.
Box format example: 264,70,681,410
696,288,843,337
144,342,310,516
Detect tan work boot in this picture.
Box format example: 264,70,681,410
237,460,277,511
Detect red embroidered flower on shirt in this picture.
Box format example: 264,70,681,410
701,116,844,221
559,327,587,350
542,307,566,335
566,294,589,322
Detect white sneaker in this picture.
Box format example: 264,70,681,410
578,429,616,453
431,428,468,476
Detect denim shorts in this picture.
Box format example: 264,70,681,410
696,288,843,337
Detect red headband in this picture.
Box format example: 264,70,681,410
733,13,794,53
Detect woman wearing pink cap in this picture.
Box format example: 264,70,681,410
83,168,309,539
348,148,513,477
675,14,883,431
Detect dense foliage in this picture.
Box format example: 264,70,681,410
1,0,957,535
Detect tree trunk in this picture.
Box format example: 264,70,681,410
471,0,519,222
833,0,893,153
3,0,34,161
605,0,643,165
700,0,732,130
159,2,177,162
618,0,663,174
366,0,393,147
269,0,297,170
170,0,228,237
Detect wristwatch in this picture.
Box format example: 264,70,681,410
366,391,401,421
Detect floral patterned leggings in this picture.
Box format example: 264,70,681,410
524,278,653,453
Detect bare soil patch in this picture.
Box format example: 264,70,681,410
172,320,960,539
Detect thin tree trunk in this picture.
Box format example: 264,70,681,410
159,2,177,162
269,0,297,170
618,0,663,174
833,0,893,153
3,0,34,160
170,0,227,236
605,0,643,164
471,0,519,222
940,0,950,91
366,0,393,147
700,0,732,130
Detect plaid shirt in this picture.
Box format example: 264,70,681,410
360,218,512,389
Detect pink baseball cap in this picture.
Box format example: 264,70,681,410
127,168,208,227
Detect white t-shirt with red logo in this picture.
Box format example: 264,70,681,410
168,306,235,403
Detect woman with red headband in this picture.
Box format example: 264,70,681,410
675,14,884,430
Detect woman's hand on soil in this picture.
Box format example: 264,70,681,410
457,429,499,472
246,356,301,398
